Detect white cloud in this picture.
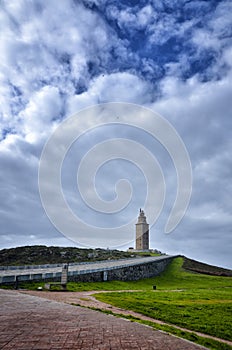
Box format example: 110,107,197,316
150,62,232,267
208,0,232,38
67,72,152,114
20,86,62,142
192,30,221,51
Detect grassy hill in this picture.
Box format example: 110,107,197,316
183,256,232,277
94,257,232,349
0,245,231,279
0,245,161,266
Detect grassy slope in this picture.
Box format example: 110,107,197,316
0,245,148,265
152,256,232,289
18,275,163,291
94,258,232,341
183,257,232,277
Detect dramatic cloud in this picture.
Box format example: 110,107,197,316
0,0,232,268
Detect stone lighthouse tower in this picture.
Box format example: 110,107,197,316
136,208,149,250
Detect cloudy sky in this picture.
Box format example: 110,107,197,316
0,0,232,268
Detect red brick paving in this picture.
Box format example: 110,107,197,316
22,290,232,347
0,289,207,349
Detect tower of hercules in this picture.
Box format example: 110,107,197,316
135,208,149,250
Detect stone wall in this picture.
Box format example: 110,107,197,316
68,257,172,282
0,256,175,285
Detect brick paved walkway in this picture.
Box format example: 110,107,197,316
22,290,232,347
0,289,207,350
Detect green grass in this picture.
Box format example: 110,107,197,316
153,257,232,290
130,252,161,257
93,258,232,342
11,274,161,291
95,288,232,340
73,305,232,350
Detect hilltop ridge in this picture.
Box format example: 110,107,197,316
0,245,161,266
182,256,232,277
0,246,231,277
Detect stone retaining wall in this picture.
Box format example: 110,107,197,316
67,258,172,282
0,256,174,285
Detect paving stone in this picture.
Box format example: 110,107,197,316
0,289,207,350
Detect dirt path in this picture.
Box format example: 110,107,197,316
21,290,232,347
